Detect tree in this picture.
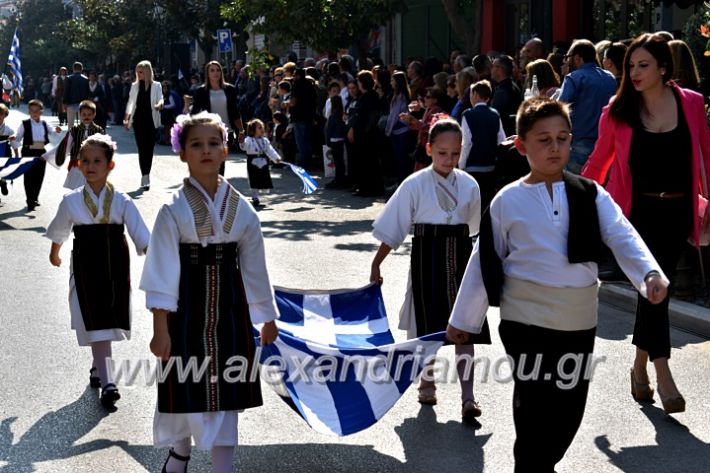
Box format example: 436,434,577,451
221,0,406,60
441,0,481,56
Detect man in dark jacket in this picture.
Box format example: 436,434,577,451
63,62,90,127
490,55,522,137
289,68,317,167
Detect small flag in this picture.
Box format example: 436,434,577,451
7,29,22,95
285,162,318,194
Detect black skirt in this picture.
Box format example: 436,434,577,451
246,154,273,189
72,224,130,331
411,223,491,344
158,243,263,413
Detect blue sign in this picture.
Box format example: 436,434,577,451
217,29,232,53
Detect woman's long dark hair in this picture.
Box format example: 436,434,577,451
391,71,411,104
610,33,674,127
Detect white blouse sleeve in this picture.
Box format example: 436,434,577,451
263,139,282,163
372,181,414,250
139,205,182,312
448,197,505,334
596,185,669,298
121,195,151,255
45,197,74,244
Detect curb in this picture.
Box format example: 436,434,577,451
599,283,710,338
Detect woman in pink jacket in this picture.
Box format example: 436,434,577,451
583,33,710,414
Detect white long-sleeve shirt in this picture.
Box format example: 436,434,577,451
448,178,668,334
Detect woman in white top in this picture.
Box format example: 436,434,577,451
123,60,163,190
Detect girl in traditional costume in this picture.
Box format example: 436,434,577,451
140,112,278,473
46,134,150,409
370,116,490,422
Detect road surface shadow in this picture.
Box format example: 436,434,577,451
595,404,710,472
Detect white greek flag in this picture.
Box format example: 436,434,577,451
285,162,318,194
258,284,447,436
0,156,39,180
7,29,22,95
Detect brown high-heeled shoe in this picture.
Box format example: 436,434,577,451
657,385,685,414
630,368,654,402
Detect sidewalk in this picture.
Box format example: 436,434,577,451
599,283,710,338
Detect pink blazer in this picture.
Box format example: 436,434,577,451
581,84,710,245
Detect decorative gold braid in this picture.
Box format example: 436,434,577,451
82,182,114,224
183,178,213,239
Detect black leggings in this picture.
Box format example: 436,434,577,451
630,196,692,360
134,123,156,176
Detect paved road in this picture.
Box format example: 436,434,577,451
0,107,709,472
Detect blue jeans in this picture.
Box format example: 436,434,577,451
566,138,596,174
293,121,312,166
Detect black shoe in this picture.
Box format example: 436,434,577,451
251,198,260,206
0,180,7,196
161,447,191,473
27,203,35,212
89,367,101,388
100,383,120,409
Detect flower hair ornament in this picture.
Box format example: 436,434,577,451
81,133,117,150
170,113,229,153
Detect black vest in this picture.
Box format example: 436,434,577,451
480,172,604,307
21,119,49,155
463,105,500,169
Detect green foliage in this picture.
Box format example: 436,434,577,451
221,0,406,54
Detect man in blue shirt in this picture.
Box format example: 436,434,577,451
559,39,617,173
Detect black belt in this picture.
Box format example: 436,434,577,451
413,223,469,237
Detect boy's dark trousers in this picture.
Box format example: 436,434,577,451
330,140,346,183
23,148,46,209
499,320,596,473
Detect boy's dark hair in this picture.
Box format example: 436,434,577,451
329,95,344,116
246,118,265,137
28,99,43,110
470,80,493,101
356,70,375,91
79,100,97,113
328,81,341,91
273,111,288,124
428,117,461,145
516,97,571,139
80,136,115,162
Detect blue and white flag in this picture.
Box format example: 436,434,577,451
285,162,318,194
257,284,447,436
0,156,40,180
7,29,22,95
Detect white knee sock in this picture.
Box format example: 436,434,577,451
90,341,113,386
251,189,259,200
165,437,192,472
211,446,235,473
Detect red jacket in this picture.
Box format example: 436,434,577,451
581,83,710,245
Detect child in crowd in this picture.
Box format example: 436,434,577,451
46,134,150,410
57,99,105,190
370,117,489,422
0,103,15,202
272,111,296,163
447,97,667,472
140,112,278,473
324,95,348,189
12,99,61,211
240,118,283,206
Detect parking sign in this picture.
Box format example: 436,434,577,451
217,29,232,53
